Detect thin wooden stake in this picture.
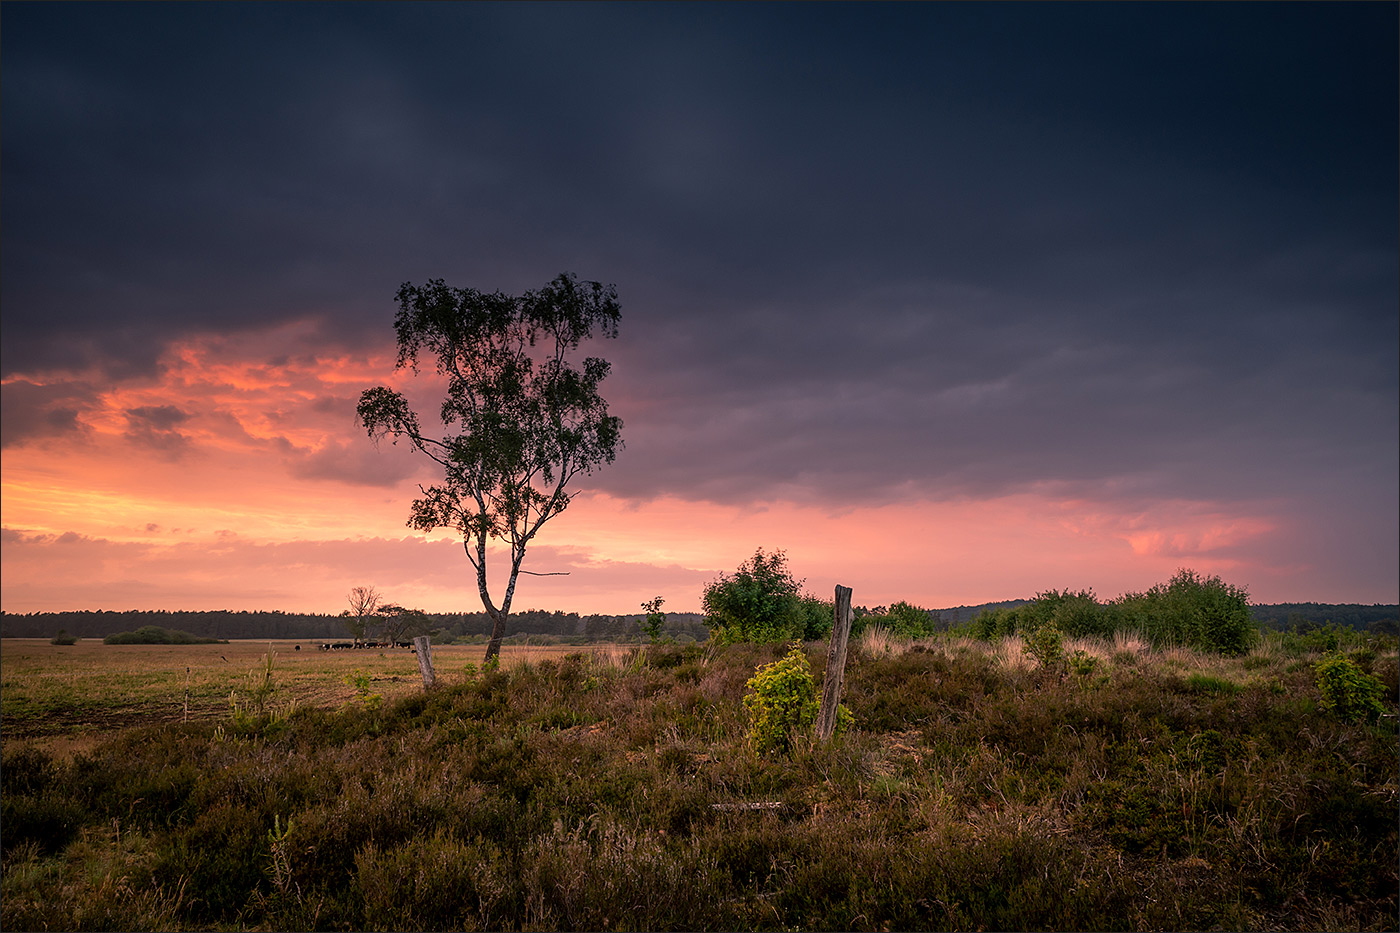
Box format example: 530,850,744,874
816,584,854,741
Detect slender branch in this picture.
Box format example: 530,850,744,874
387,430,452,469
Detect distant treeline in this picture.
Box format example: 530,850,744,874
1251,603,1399,635
0,608,712,643
2,602,1393,641
928,600,1032,625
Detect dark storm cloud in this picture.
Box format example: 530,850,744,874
279,436,422,488
123,404,193,458
2,3,1395,529
0,379,95,448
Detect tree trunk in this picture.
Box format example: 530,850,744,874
816,584,855,741
483,559,524,663
484,609,507,663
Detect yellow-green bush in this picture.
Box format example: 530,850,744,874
741,645,850,754
1314,653,1386,724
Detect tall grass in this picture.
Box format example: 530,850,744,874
2,634,1396,931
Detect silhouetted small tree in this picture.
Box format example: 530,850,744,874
358,274,623,662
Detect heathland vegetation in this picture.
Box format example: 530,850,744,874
2,560,1396,931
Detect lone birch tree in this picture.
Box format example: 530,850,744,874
356,273,622,662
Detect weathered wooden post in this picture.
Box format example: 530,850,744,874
412,635,436,688
816,584,854,741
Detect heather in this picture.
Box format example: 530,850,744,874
3,630,1396,931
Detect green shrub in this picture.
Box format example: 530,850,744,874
1024,589,1113,639
743,645,827,754
1022,622,1065,672
1068,650,1099,679
878,601,938,638
49,630,78,646
103,625,224,645
344,669,383,710
968,606,1020,640
796,594,834,640
1112,569,1256,655
1300,621,1346,653
703,548,812,643
1313,654,1386,724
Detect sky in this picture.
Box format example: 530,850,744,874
3,2,1397,617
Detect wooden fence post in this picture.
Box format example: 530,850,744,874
413,635,436,688
816,584,854,741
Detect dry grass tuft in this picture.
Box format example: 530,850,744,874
1113,630,1149,656
588,643,640,674
989,634,1034,672
856,624,905,658
1063,635,1115,666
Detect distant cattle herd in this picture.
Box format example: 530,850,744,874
318,641,416,651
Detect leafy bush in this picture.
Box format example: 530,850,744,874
103,625,225,645
344,669,383,710
1025,589,1114,639
1022,622,1065,672
1112,569,1256,655
49,629,78,645
743,645,820,754
1278,620,1364,655
1314,654,1386,724
964,574,1256,657
968,606,1020,640
869,601,938,638
1068,650,1099,679
796,594,834,641
702,548,816,643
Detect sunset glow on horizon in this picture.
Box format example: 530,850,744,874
3,4,1395,619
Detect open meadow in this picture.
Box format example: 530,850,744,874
0,638,594,756
2,630,1397,931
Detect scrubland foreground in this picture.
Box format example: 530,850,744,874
2,633,1397,932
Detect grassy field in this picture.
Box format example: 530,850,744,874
0,638,599,756
2,630,1396,931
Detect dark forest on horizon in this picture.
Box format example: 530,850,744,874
3,602,1396,642
0,607,712,643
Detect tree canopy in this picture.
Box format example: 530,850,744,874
702,548,831,644
357,273,622,661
